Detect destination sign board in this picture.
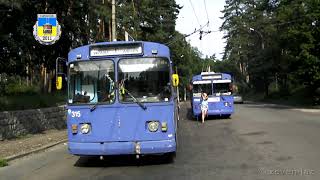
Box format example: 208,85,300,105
202,74,222,80
90,43,143,57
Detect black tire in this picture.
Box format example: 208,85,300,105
165,152,176,163
222,114,231,119
175,133,178,149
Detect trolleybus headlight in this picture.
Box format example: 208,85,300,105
80,123,91,134
148,121,159,132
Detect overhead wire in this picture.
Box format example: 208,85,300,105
203,0,210,26
188,0,201,28
165,0,215,49
165,22,208,46
165,22,219,46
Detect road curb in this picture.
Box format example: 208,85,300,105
245,101,320,109
4,139,68,162
245,101,293,109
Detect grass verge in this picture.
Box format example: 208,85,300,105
0,91,66,111
0,158,8,167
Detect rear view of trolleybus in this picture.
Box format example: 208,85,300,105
61,41,179,159
190,72,234,119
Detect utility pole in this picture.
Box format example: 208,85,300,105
100,0,105,40
249,28,264,50
250,27,268,96
112,0,117,41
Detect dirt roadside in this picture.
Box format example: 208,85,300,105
0,129,67,159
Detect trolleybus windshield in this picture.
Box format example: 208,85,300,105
118,57,171,103
214,83,232,95
68,60,115,104
193,83,212,96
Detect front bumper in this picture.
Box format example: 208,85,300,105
68,139,176,156
193,108,234,116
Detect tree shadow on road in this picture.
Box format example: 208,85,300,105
185,108,195,121
74,153,175,167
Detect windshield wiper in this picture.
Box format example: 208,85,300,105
90,65,101,112
124,88,147,110
90,102,98,112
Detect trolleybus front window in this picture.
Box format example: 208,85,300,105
68,60,115,105
214,83,232,96
118,58,171,103
193,83,212,97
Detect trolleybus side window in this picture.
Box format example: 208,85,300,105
68,60,115,104
118,57,171,102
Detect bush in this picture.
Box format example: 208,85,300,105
4,82,38,95
0,158,8,167
234,81,250,94
0,74,39,96
0,73,8,95
0,92,67,111
0,74,67,111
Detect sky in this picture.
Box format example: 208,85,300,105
175,0,226,60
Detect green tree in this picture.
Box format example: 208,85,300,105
0,0,210,98
220,0,319,100
0,0,112,92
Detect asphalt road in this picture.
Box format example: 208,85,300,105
1,102,320,180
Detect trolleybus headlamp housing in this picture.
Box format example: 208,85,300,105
151,49,158,55
71,124,78,134
148,121,159,132
76,54,82,59
80,123,91,134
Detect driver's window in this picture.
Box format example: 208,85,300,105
68,60,115,104
82,84,97,103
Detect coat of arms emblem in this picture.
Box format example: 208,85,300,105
33,14,61,45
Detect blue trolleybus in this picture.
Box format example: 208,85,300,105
64,41,179,158
190,72,234,119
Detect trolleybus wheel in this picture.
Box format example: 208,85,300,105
165,152,176,163
223,114,231,119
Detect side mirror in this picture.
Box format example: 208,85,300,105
172,74,179,87
187,84,193,91
56,57,67,90
56,76,63,90
230,84,236,93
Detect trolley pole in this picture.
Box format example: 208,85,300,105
112,0,117,41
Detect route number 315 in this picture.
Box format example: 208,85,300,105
71,111,81,118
